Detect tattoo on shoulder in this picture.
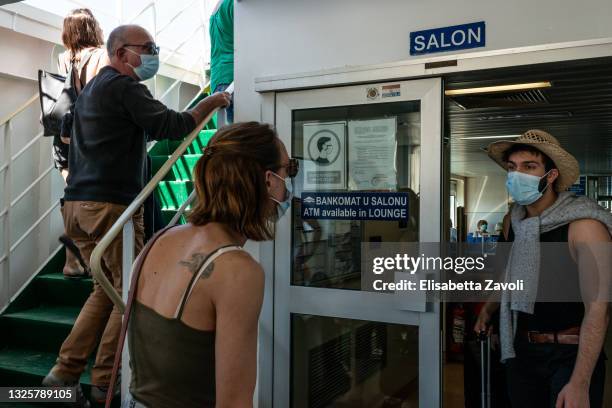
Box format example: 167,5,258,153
200,262,215,279
179,252,215,279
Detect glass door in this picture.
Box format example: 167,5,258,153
274,78,442,408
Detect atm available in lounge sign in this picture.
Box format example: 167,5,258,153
301,192,409,221
410,21,486,56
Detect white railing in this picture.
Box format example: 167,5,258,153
90,82,233,312
0,95,62,313
149,80,211,154
125,0,210,100
63,0,212,86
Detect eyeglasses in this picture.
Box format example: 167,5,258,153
123,42,160,55
277,158,299,178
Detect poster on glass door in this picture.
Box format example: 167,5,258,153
303,122,346,190
348,117,397,190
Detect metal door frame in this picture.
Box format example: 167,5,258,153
271,77,443,407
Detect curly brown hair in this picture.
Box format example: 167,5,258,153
62,8,104,54
188,122,283,241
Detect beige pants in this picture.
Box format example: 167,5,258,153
51,201,144,386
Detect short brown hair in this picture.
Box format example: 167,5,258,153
62,8,104,53
502,144,556,172
188,122,283,241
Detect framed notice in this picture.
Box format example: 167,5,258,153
303,122,346,190
348,117,398,190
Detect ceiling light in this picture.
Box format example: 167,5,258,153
459,135,521,140
445,81,552,96
476,111,572,121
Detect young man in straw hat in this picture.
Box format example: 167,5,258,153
474,129,612,408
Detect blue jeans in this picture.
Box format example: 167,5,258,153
214,83,233,123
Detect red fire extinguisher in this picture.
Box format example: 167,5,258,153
449,303,465,355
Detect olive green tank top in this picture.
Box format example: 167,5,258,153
128,233,243,408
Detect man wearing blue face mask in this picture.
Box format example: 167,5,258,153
473,130,612,408
43,24,230,405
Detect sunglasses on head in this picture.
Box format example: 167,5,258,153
123,42,160,55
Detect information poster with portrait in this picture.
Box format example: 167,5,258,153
303,122,346,190
348,117,398,190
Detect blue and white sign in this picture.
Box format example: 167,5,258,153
410,21,486,56
301,192,409,221
569,175,586,196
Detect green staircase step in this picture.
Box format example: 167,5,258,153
1,305,81,352
150,154,201,181
0,347,117,407
0,347,92,386
3,305,79,326
156,181,194,211
34,273,92,307
149,129,216,156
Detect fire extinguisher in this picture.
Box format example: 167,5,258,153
449,303,465,355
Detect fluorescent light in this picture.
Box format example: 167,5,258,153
445,81,552,96
459,135,521,140
476,112,571,121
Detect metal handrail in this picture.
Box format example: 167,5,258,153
66,0,117,20
149,82,210,153
155,0,200,37
10,165,55,208
168,189,196,226
10,200,61,254
0,131,44,175
0,94,38,128
127,1,155,24
0,39,63,311
90,82,233,312
158,56,203,102
161,23,205,65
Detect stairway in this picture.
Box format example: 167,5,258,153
151,128,218,225
0,118,217,406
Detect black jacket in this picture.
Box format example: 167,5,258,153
65,66,196,206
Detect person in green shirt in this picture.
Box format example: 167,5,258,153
210,0,234,122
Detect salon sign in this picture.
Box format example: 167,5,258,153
410,21,486,56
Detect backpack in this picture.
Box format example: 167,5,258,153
38,51,93,137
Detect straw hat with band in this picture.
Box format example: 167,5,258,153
487,129,579,192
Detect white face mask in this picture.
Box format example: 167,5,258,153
269,171,293,218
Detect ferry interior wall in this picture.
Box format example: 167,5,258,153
442,56,612,407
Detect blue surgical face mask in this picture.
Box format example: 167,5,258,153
506,170,551,205
270,171,293,218
126,48,159,81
